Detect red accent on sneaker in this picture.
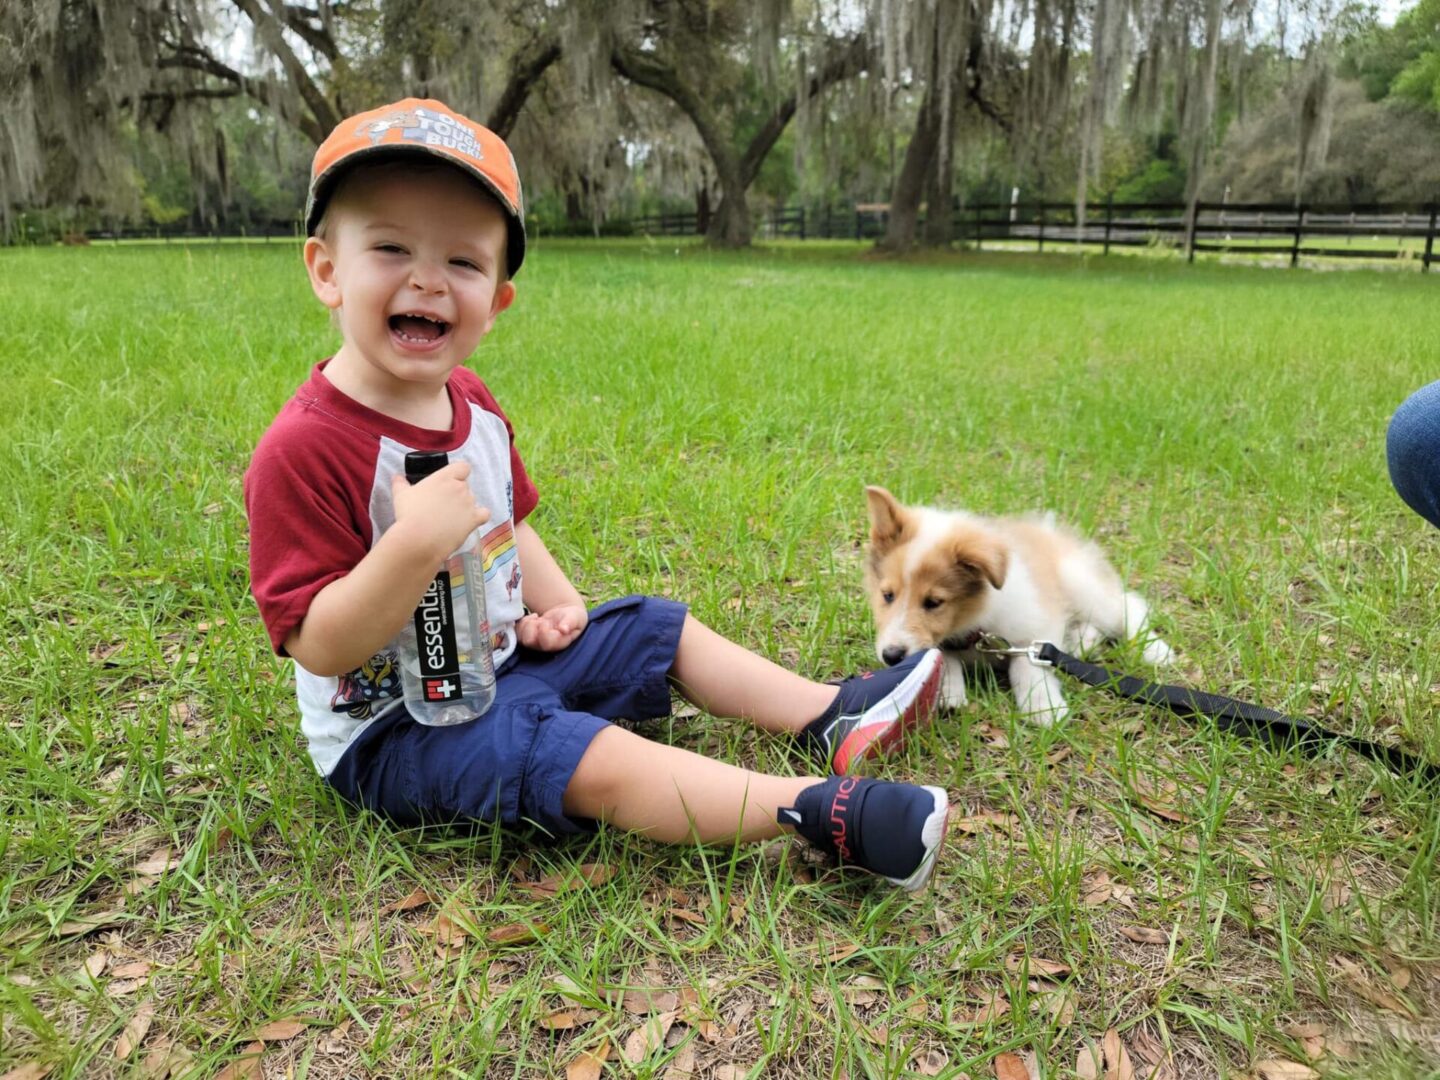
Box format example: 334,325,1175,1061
831,655,943,774
828,777,860,861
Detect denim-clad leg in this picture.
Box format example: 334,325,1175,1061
1387,381,1440,530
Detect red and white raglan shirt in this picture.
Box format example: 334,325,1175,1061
244,362,537,776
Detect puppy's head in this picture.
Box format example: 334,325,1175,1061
864,486,1007,666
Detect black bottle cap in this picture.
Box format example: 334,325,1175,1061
404,450,450,484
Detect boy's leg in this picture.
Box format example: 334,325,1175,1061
667,615,835,734
562,725,814,843
561,725,950,891
669,614,944,774
1388,381,1440,529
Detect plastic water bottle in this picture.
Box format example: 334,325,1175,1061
396,450,497,725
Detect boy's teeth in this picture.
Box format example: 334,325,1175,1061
391,314,446,342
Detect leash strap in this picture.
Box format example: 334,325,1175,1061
1033,642,1440,784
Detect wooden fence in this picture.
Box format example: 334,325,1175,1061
636,200,1440,271
34,200,1440,271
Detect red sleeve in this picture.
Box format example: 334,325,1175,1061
243,410,375,655
455,368,539,522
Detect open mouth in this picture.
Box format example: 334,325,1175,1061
388,313,451,345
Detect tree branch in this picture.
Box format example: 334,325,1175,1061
233,0,340,140
610,43,743,186
964,20,1012,135
738,32,873,188
281,4,339,62
156,44,325,142
486,32,562,138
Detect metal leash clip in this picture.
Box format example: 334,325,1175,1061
974,632,1055,667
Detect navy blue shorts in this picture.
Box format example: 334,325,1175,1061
325,595,688,836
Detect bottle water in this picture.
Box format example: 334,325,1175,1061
396,450,497,725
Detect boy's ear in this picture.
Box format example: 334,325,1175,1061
482,280,516,333
303,236,343,310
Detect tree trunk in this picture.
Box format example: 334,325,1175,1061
612,36,871,250
880,89,939,252
696,184,712,236
707,192,751,246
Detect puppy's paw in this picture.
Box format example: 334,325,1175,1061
1141,635,1175,666
940,653,968,709
1021,699,1070,728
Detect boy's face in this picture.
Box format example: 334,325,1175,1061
303,164,515,399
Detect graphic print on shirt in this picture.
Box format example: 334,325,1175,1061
479,520,519,589
330,650,401,716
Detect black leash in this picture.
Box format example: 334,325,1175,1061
976,635,1440,784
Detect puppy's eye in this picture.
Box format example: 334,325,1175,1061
881,590,895,605
922,596,944,611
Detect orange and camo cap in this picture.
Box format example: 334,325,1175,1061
306,97,526,275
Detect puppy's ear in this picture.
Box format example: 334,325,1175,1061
865,486,910,554
955,535,1007,590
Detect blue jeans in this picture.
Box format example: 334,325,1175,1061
1388,381,1440,529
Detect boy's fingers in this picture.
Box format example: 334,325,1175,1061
444,461,472,480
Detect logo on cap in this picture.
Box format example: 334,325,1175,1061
356,106,486,165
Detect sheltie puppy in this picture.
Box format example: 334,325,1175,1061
863,485,1174,725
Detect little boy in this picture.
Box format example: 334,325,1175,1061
244,98,951,890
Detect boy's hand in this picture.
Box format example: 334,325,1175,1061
517,603,588,652
391,461,490,562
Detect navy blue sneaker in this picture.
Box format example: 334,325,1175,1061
799,648,943,774
777,776,950,892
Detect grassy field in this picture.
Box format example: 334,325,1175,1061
2,238,1438,1079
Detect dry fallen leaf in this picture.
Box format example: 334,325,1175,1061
1076,1042,1103,1080
1102,1028,1135,1080
132,848,178,877
212,1042,264,1080
110,960,153,980
81,951,109,979
56,908,124,938
0,1064,55,1080
252,1019,307,1042
1255,1061,1318,1080
713,1066,750,1080
953,810,1020,834
1005,954,1071,979
994,1051,1029,1080
487,920,547,946
1335,957,1416,1017
623,988,680,1014
624,1011,679,1062
114,1003,155,1060
1118,926,1169,945
378,887,433,914
318,1018,353,1055
911,1048,948,1076
959,991,1011,1024
664,1041,698,1079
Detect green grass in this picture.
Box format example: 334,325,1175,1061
2,238,1439,1079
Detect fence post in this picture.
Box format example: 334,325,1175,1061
1424,203,1437,274
855,209,862,241
1037,204,1046,253
1184,200,1198,263
799,206,806,241
1103,195,1113,256
1290,204,1305,268
974,203,982,251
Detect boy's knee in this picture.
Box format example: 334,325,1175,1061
561,725,632,817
